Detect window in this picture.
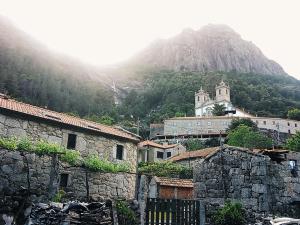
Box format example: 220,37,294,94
226,89,228,94
67,134,77,149
288,130,291,134
197,96,200,101
167,152,172,158
289,160,298,177
263,121,266,125
116,145,124,160
59,174,69,188
288,122,290,126
197,121,201,126
207,121,212,126
157,151,164,159
219,89,221,95
295,123,298,127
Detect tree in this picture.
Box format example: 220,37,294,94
212,104,226,116
185,139,205,151
286,131,300,151
227,125,272,149
288,108,300,121
228,118,258,131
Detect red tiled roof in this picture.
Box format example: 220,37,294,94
138,140,178,149
168,147,219,162
155,177,193,188
0,95,140,142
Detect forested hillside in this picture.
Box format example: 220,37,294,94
0,16,114,117
1,15,300,132
118,70,300,123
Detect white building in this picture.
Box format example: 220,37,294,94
195,81,252,117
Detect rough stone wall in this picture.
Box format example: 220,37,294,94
0,113,137,172
193,146,300,217
0,149,136,201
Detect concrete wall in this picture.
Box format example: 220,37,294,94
164,116,300,136
0,148,136,201
0,113,137,172
193,146,300,217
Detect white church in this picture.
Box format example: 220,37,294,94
194,80,252,117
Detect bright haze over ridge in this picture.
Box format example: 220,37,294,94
1,0,299,79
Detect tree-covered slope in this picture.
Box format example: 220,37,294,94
0,16,114,117
117,70,300,123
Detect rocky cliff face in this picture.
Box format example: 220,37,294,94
131,24,286,76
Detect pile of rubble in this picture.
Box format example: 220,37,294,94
27,201,113,225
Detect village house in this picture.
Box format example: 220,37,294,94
138,140,186,162
0,94,140,200
148,176,193,199
193,145,300,217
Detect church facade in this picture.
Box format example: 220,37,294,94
195,81,252,117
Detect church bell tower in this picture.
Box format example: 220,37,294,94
215,80,230,102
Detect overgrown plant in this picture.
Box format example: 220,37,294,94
83,154,131,173
138,161,192,178
116,199,137,225
212,201,246,225
60,150,81,166
52,189,66,202
0,137,17,150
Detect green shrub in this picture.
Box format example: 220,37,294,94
52,189,66,202
138,162,192,178
83,155,131,173
0,137,18,150
17,138,34,152
35,140,65,155
212,201,246,225
60,150,81,166
116,200,137,224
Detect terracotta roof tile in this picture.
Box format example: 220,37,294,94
155,177,193,188
168,147,219,162
0,96,140,142
138,140,178,149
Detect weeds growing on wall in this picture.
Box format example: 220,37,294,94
83,155,131,173
138,162,193,178
116,199,137,225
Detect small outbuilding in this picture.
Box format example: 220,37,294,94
148,176,193,199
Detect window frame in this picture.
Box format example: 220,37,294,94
67,133,77,149
116,144,124,160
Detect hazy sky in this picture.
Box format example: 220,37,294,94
1,0,300,79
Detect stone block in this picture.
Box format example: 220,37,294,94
252,184,267,194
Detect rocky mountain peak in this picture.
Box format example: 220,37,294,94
130,24,286,76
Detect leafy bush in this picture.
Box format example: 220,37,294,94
83,155,131,173
0,137,18,150
138,162,192,178
288,108,300,121
35,140,65,155
227,125,273,149
228,118,258,131
286,131,300,151
17,138,34,152
52,189,66,202
212,201,246,225
60,150,81,166
116,200,137,224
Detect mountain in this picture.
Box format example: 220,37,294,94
129,24,286,76
0,16,114,117
0,16,300,131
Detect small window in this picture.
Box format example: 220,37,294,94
197,122,201,126
157,152,164,159
226,89,228,94
207,121,212,126
167,152,172,158
219,89,221,95
295,123,298,127
288,122,290,126
263,121,266,125
289,160,298,177
197,96,200,101
288,130,291,134
116,145,124,160
67,134,77,149
60,174,69,188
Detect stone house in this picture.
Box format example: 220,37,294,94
138,140,186,162
193,145,300,217
168,147,218,167
0,94,140,199
148,176,193,199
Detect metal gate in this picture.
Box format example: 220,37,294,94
145,198,201,225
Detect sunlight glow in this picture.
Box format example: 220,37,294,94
0,0,299,78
